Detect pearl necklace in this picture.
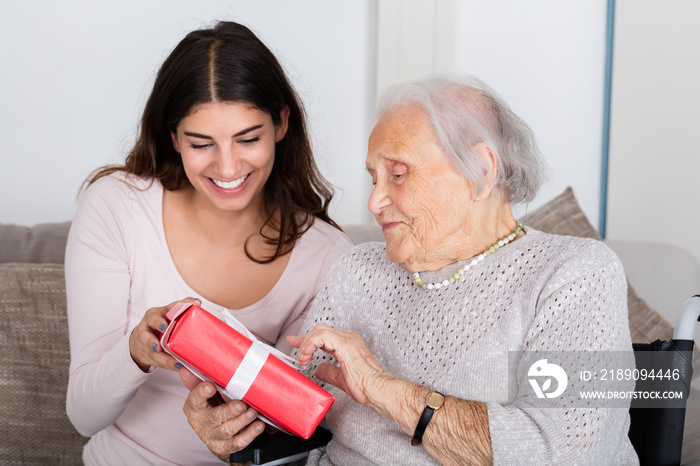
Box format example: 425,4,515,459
413,222,523,290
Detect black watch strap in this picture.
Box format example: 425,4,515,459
411,391,444,446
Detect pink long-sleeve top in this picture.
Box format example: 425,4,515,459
65,172,352,465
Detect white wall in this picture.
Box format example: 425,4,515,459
8,0,696,268
607,0,700,267
375,0,608,228
453,0,608,225
0,0,376,226
375,0,455,100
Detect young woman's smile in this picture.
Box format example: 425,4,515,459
171,101,288,216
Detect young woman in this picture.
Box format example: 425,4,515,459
65,21,352,465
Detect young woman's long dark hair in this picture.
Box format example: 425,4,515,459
89,21,340,263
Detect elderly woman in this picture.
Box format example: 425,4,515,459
181,75,638,465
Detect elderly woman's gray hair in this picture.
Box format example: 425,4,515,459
376,75,546,204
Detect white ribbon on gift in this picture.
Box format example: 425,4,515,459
221,310,301,400
160,302,301,433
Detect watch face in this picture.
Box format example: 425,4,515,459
426,392,444,409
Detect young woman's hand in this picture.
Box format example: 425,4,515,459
180,368,265,461
128,297,198,372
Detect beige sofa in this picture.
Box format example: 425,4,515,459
1,188,698,464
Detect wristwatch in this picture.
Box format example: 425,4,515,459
411,391,445,446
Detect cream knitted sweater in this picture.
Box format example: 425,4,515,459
301,228,639,465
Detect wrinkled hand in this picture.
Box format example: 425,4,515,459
288,324,394,407
180,368,265,461
128,297,197,372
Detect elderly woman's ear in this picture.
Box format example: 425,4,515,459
471,142,499,202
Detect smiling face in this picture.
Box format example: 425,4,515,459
171,101,288,217
366,107,478,271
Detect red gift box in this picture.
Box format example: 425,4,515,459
160,302,334,439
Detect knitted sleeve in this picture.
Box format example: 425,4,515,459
487,240,637,464
295,250,356,388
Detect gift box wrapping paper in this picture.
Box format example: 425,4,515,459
161,303,334,438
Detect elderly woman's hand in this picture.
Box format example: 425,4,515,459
179,368,265,462
288,324,396,409
290,324,493,465
128,297,198,372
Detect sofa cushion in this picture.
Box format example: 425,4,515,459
343,223,384,245
0,222,71,264
0,263,86,463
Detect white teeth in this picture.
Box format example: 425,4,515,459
212,174,248,189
